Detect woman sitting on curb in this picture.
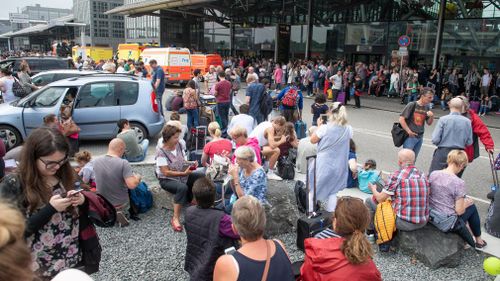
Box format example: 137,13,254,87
300,196,381,281
429,149,487,249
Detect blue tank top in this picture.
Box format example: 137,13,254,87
232,240,294,281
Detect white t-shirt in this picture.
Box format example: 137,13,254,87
390,73,400,84
482,74,492,87
329,74,342,90
228,114,255,136
249,121,272,147
247,72,259,82
0,76,16,103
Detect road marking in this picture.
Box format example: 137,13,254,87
353,127,499,161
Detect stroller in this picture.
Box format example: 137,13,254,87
199,94,217,126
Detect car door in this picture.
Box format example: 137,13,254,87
72,82,120,139
21,86,69,136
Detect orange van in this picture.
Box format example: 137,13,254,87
191,54,223,75
141,47,192,85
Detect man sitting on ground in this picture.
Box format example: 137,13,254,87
94,138,142,226
117,119,149,162
365,149,429,251
184,177,239,281
249,116,287,180
227,104,255,136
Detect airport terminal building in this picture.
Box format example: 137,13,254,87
106,0,499,70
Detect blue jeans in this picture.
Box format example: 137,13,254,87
186,108,199,129
440,100,448,110
408,92,417,102
126,139,149,162
217,102,230,133
403,136,423,159
156,94,164,117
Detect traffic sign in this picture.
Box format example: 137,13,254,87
398,35,411,47
398,47,408,56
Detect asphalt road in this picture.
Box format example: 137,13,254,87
81,86,500,219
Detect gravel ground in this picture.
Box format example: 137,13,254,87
90,166,495,281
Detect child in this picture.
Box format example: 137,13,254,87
347,139,358,188
478,96,492,116
440,87,452,110
357,159,381,194
75,150,96,192
310,93,329,126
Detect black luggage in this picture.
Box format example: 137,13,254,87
296,156,332,251
485,152,500,238
188,126,206,166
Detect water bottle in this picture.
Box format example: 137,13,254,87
74,181,82,191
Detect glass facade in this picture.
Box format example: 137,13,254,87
124,0,159,43
189,0,500,69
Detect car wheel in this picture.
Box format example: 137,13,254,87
0,125,22,151
130,122,148,143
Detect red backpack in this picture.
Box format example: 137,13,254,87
282,87,299,107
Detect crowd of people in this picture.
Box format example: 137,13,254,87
0,51,500,281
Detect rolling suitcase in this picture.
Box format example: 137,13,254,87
188,126,206,166
296,156,333,251
294,110,307,139
336,91,346,105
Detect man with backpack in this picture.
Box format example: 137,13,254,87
276,82,303,123
245,75,267,124
364,149,430,252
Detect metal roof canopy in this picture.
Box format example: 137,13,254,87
0,14,85,38
105,0,216,16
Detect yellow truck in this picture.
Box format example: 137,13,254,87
117,43,159,61
72,46,114,62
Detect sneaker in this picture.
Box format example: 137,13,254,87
267,170,283,181
116,212,130,227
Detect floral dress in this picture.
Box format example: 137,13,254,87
27,184,81,279
238,167,268,203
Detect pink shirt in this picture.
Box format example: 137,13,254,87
274,68,283,84
231,137,262,165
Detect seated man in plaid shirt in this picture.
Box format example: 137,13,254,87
364,149,430,249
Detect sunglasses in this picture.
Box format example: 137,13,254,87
39,155,69,170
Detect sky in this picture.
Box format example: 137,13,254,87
0,0,73,19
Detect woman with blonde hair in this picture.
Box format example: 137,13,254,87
17,61,38,95
201,122,232,167
300,196,381,280
214,196,294,281
0,201,34,281
429,149,487,248
310,102,352,212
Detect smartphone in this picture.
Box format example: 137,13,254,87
320,114,328,124
61,189,83,198
224,246,236,255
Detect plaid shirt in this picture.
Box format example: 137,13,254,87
383,165,429,224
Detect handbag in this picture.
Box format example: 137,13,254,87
391,122,408,147
429,209,458,232
12,77,28,98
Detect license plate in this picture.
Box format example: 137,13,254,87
170,73,179,78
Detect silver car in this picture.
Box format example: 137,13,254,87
31,70,101,87
0,74,164,150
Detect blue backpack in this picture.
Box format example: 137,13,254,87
130,181,153,213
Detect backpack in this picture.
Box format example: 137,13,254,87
277,155,295,180
129,181,153,213
12,77,28,98
260,89,274,117
374,199,396,244
281,87,299,107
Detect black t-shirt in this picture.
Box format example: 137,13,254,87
400,102,430,136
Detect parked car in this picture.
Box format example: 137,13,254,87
0,74,164,150
31,70,101,87
0,57,72,76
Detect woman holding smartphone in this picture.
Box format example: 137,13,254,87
155,125,204,232
0,128,87,280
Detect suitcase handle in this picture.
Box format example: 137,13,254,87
306,155,317,216
488,152,499,188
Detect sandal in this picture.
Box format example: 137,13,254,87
475,241,487,249
170,218,183,232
